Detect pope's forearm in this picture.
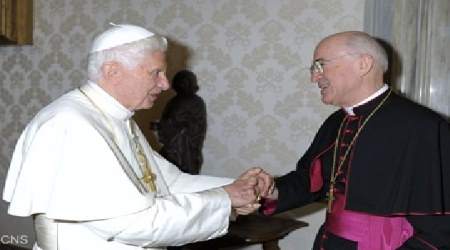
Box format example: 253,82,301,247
82,189,231,247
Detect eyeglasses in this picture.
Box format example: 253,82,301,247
148,68,166,81
310,60,326,74
309,53,360,74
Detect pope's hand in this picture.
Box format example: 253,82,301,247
224,167,275,214
234,203,261,215
223,174,258,208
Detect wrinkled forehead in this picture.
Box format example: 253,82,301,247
146,50,167,67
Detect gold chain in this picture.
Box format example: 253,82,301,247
327,89,392,212
78,87,157,192
130,122,157,192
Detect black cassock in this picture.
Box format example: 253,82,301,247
274,89,450,249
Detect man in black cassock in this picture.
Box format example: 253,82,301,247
261,31,450,249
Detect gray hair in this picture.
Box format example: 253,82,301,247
343,32,389,73
87,35,167,82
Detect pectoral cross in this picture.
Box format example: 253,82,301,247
141,167,157,192
326,185,335,212
133,128,156,192
134,135,157,193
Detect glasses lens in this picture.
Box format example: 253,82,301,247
310,60,323,74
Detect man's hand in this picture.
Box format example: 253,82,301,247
255,168,274,198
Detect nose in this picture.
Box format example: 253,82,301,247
310,71,322,83
158,73,170,91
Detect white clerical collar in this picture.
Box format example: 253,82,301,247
82,81,134,120
344,84,388,116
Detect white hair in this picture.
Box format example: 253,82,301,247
344,32,389,73
87,35,167,82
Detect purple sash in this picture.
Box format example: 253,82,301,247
325,192,413,250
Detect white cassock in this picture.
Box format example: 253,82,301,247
3,81,234,250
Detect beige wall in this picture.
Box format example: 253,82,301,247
0,1,364,249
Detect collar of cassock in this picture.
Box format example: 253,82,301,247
343,84,389,116
83,81,134,121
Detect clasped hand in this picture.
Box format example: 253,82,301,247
223,167,274,215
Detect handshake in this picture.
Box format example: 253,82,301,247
223,167,276,216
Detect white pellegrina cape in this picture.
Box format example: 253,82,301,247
3,82,233,250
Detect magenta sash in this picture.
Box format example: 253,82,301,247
325,193,413,250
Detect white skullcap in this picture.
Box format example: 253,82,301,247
90,23,157,53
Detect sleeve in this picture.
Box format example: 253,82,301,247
274,148,329,213
398,215,450,249
82,188,231,247
399,121,450,250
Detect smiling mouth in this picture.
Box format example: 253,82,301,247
318,85,330,98
150,92,161,99
318,84,328,92
317,78,330,90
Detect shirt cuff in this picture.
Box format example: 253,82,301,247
260,198,278,216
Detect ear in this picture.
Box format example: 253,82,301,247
357,54,374,77
100,61,122,83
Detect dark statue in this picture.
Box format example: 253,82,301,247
155,70,207,175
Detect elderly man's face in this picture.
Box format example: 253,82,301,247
121,51,169,110
310,38,361,107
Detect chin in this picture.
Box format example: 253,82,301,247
142,104,154,109
135,103,154,110
321,92,339,106
138,98,155,110
321,96,332,105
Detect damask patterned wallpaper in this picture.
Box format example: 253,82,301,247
0,0,363,249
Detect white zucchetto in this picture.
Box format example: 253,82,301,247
90,23,157,53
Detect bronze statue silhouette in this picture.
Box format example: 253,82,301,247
155,70,207,174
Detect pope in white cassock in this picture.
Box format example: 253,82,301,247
3,24,272,250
